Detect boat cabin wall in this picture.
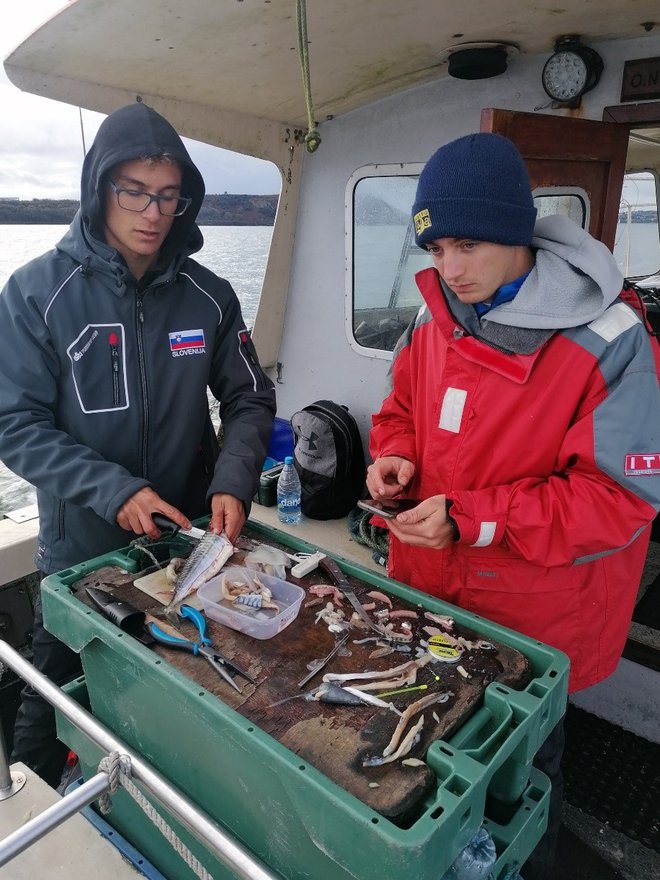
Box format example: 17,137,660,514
261,33,660,446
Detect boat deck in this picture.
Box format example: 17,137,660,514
249,502,385,573
557,705,660,880
0,764,148,880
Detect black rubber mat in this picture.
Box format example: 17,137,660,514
562,705,660,852
633,570,660,628
554,824,625,880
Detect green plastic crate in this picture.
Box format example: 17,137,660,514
44,526,568,880
58,677,550,880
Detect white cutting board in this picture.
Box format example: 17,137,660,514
133,568,204,610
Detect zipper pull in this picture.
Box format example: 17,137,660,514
109,332,120,405
109,332,119,371
239,330,258,366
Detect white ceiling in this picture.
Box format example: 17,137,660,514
5,0,660,128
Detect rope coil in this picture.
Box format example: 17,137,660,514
348,507,390,563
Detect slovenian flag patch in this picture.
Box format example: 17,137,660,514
169,329,206,357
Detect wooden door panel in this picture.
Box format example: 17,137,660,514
481,108,630,249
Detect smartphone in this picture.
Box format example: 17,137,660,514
357,497,421,519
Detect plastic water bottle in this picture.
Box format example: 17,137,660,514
277,456,302,524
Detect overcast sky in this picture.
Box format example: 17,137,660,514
0,2,281,201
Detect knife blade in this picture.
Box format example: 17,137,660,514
297,632,350,688
318,557,384,635
152,514,206,541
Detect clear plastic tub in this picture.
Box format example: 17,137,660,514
198,566,305,639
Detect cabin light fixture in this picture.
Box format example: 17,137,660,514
541,37,604,104
439,42,519,80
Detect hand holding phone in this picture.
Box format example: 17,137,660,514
357,497,422,519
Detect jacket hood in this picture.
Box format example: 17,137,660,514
483,214,623,330
79,102,205,268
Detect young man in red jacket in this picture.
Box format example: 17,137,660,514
367,132,660,879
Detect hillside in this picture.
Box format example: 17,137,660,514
0,193,278,225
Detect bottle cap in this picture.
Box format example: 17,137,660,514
284,455,294,465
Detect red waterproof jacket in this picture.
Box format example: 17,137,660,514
371,259,660,692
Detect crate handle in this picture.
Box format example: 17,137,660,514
448,702,514,762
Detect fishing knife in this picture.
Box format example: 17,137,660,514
318,557,384,635
152,514,206,541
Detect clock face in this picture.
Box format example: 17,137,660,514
542,50,589,101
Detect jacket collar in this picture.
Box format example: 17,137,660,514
416,267,548,384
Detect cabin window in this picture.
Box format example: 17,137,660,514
614,171,660,282
533,188,588,228
350,170,427,354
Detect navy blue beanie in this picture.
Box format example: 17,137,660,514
412,133,537,248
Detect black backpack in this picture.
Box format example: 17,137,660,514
291,400,366,520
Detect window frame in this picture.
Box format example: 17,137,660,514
532,185,591,229
616,169,660,281
346,163,424,360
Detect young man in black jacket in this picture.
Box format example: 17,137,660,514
0,103,276,786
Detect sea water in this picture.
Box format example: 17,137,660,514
0,224,272,515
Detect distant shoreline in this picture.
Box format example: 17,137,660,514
0,193,278,226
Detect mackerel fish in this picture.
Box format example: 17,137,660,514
165,531,234,618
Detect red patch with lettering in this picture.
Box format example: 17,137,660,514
624,454,660,475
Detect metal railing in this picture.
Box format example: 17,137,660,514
0,640,280,880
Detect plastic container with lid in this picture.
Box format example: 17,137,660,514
197,566,304,639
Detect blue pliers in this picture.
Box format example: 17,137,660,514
148,605,255,693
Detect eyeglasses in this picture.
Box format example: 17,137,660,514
107,178,192,217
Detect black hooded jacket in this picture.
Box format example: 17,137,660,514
0,103,276,573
